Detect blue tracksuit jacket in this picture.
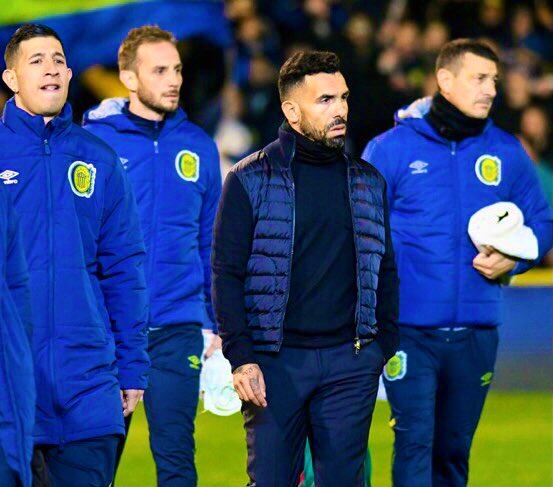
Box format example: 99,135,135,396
83,98,221,331
0,186,35,487
362,98,553,328
0,98,149,445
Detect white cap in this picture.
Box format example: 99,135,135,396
200,349,241,416
468,202,538,260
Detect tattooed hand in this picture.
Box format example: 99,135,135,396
232,363,267,407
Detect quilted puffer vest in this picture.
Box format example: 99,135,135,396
232,127,386,351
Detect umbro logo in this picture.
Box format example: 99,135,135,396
0,169,19,184
409,160,429,174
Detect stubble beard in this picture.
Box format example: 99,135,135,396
137,87,179,116
299,117,347,149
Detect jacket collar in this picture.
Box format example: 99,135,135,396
268,123,296,168
2,96,73,139
394,96,493,147
83,97,188,137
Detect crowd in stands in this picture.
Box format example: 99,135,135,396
217,0,553,203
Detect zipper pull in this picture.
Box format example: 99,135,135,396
43,139,51,155
354,337,361,355
154,140,159,154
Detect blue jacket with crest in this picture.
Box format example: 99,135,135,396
0,99,149,445
83,98,221,331
362,98,553,328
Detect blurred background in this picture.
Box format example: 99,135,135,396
0,1,551,485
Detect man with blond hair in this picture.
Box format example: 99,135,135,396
84,25,221,486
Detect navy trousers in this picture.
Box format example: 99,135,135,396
384,326,499,487
0,443,19,487
243,340,384,487
144,325,203,487
36,434,119,487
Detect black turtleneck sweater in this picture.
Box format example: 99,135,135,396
425,92,488,141
213,126,357,364
284,128,357,347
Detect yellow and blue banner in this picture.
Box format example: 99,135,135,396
0,0,231,73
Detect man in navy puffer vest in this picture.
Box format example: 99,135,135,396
363,39,553,487
0,25,149,487
212,51,399,487
84,26,222,487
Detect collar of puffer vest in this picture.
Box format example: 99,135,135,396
264,122,297,168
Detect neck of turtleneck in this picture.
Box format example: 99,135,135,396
285,123,343,165
425,92,488,142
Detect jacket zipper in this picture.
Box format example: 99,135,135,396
147,135,160,297
44,137,63,443
451,141,461,325
346,160,363,355
278,167,295,352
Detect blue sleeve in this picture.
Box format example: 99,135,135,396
97,157,150,390
509,144,553,275
5,190,32,341
362,136,397,207
199,142,222,332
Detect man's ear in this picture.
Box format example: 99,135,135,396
436,68,454,96
281,100,300,125
2,69,18,94
119,69,138,92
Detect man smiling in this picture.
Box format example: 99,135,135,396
212,51,399,487
0,24,149,486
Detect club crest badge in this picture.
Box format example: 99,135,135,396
383,351,407,381
68,161,96,198
175,150,200,182
475,155,501,186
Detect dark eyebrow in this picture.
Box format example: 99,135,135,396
317,93,336,101
153,63,182,70
29,51,66,61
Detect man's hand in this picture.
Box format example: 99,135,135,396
473,246,516,280
120,389,144,417
232,363,267,408
204,334,223,359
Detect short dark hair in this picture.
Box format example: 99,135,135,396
436,39,499,73
278,51,341,101
4,24,64,68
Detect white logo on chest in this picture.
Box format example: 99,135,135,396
0,169,19,184
409,160,429,174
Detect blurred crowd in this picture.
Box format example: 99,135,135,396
216,0,553,206
0,0,551,205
